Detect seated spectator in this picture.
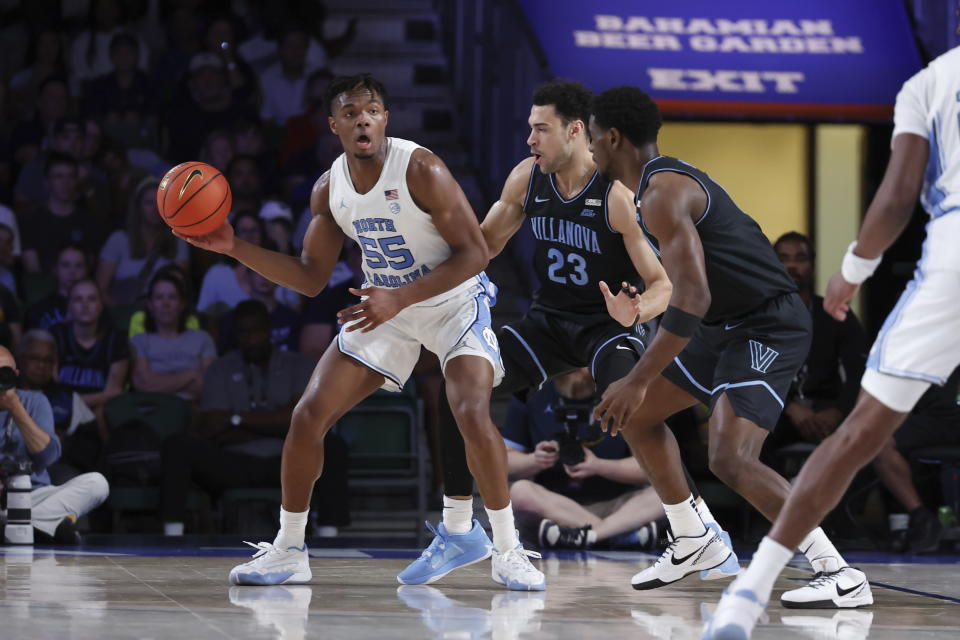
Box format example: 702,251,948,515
159,300,348,535
7,28,68,123
764,232,868,458
0,344,108,544
69,0,149,95
166,52,256,162
81,31,157,151
233,117,279,199
197,212,299,314
259,200,295,255
127,264,202,338
279,68,335,167
198,129,235,173
18,329,97,484
505,368,665,550
873,367,960,553
258,25,319,127
219,270,301,352
50,279,130,441
130,271,215,402
226,153,264,216
8,76,69,176
14,115,85,211
21,151,108,273
96,176,189,305
25,244,89,330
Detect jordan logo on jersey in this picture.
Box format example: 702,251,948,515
748,340,780,373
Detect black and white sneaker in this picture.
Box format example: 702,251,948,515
538,519,594,549
630,527,730,590
781,566,873,609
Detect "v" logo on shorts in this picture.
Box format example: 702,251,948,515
748,339,780,373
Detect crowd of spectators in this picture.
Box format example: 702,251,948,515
0,0,358,538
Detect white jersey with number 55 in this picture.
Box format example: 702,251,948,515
328,137,480,305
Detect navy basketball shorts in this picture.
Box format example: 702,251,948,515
662,292,812,431
496,306,648,396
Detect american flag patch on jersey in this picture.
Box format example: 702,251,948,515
384,189,399,200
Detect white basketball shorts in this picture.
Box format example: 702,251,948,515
863,214,960,411
337,281,504,392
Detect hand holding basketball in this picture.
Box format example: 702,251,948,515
173,222,235,254
157,161,232,237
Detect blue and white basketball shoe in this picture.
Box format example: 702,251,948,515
397,520,494,585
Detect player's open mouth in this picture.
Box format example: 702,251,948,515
356,134,372,149
532,152,542,164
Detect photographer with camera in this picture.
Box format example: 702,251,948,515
0,344,108,544
503,368,665,550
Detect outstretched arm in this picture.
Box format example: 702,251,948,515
481,157,533,257
603,181,672,325
177,173,346,297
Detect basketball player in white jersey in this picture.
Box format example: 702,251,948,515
178,74,544,590
705,47,960,639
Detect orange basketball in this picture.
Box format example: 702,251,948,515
156,161,232,236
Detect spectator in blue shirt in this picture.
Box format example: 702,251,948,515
503,368,664,550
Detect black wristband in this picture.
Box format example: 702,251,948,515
660,305,701,338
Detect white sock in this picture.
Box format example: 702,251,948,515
664,495,706,538
443,495,474,534
800,527,848,573
694,499,718,528
485,502,520,551
274,507,309,549
163,522,184,536
735,536,794,602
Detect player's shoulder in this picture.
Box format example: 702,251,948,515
309,170,332,214
500,157,536,199
405,146,450,181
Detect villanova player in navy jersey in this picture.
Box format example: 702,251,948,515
588,87,869,606
399,81,739,585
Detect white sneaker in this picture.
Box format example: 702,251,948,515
702,585,768,640
229,541,312,586
781,567,873,609
491,544,546,591
781,610,875,640
631,527,730,590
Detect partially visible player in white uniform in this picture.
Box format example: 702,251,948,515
178,74,544,591
706,47,960,639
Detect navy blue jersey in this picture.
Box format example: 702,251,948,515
522,165,642,315
637,156,796,324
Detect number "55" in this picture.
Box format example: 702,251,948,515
358,235,414,270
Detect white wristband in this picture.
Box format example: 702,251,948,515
840,241,882,285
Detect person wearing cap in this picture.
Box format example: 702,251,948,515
167,51,256,162
259,199,295,257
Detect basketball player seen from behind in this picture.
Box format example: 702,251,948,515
177,74,544,590
398,80,742,587
587,87,870,606
706,45,960,640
